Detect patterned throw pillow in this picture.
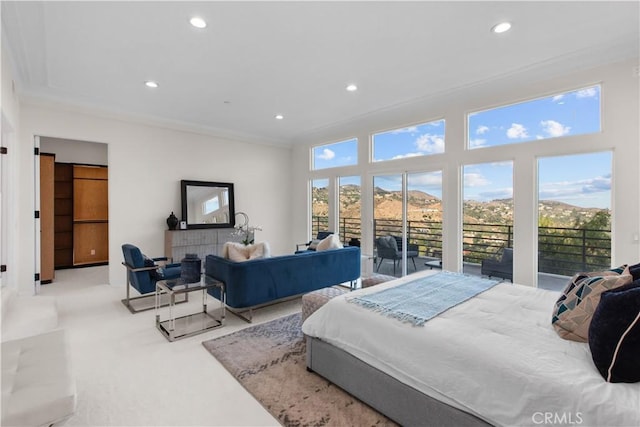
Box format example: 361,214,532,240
552,268,633,342
588,281,640,383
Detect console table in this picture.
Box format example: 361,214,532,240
164,228,242,262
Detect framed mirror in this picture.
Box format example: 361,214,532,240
180,180,235,229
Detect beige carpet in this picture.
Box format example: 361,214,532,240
202,313,397,427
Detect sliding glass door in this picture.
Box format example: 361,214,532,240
373,171,442,277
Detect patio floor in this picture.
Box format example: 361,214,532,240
370,256,568,292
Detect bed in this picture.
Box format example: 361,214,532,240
302,270,640,427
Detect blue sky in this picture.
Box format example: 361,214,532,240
313,138,358,170
312,85,610,209
372,120,445,162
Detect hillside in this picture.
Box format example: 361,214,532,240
313,185,608,227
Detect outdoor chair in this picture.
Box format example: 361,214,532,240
481,247,513,281
375,235,418,275
121,243,184,313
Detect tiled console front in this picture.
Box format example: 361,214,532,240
164,229,242,263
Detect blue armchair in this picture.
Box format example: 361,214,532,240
121,243,182,313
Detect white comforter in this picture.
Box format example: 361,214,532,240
302,270,640,427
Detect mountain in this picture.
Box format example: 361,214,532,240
313,185,609,227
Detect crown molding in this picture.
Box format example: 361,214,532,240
19,93,292,149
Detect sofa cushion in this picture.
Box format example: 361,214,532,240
316,234,343,251
552,269,633,342
588,281,640,382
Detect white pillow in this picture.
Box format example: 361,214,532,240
223,242,271,262
316,234,343,251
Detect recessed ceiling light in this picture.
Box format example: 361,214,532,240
190,17,207,29
491,22,512,34
145,80,159,88
346,84,358,92
275,114,284,120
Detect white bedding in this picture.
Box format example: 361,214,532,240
302,270,640,427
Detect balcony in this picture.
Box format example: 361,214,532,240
312,216,611,292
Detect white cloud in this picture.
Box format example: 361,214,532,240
539,174,611,200
476,125,489,135
506,123,528,139
391,126,418,134
576,87,597,98
317,148,335,160
469,138,486,148
540,120,571,137
407,172,442,187
415,134,445,153
464,173,490,187
552,94,564,102
391,152,422,160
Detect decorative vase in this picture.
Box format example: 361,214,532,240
166,212,179,230
180,253,201,284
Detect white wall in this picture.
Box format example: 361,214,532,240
15,103,292,293
1,40,21,290
292,59,640,287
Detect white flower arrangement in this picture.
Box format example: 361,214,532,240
233,211,262,245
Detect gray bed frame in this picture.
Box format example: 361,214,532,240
306,336,491,426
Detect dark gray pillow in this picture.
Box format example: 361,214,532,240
143,255,164,280
588,280,640,383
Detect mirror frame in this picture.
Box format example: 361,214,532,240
180,180,236,229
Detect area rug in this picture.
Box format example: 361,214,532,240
202,313,397,427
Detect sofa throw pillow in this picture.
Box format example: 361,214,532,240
223,242,271,262
552,270,633,342
316,233,343,251
588,281,640,383
308,239,321,251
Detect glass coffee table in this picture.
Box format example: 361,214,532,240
155,275,225,342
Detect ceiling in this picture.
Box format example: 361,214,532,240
2,1,639,147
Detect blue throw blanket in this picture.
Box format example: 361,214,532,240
348,271,500,326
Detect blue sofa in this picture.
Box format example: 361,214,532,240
205,246,360,321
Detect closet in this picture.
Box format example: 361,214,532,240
51,163,109,269
72,165,108,265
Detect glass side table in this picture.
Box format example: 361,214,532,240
155,275,225,342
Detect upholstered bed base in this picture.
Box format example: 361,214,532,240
306,336,490,427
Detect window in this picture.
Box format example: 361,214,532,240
339,176,361,243
463,162,514,274
312,138,358,170
372,119,445,162
538,151,612,279
468,85,601,149
203,196,219,215
373,171,442,277
311,179,329,236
